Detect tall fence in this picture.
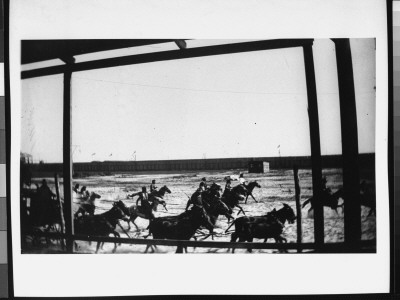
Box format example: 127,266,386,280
28,153,374,176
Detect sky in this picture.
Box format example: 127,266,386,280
20,39,376,163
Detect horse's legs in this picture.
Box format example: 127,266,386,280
130,216,140,232
112,232,120,253
230,232,238,253
95,242,101,254
247,237,253,253
245,195,249,204
250,194,258,203
176,246,184,253
236,205,246,216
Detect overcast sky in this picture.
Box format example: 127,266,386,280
21,38,375,163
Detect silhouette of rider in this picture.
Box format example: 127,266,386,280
186,182,206,211
150,179,158,193
222,178,232,198
239,173,247,186
128,186,152,215
201,177,208,190
321,177,332,196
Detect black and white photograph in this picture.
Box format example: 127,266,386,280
19,38,376,254
9,0,390,296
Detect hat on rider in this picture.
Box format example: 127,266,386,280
152,179,156,184
201,177,206,181
199,182,205,187
142,186,147,192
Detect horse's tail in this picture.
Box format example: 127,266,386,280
302,198,311,209
225,219,236,233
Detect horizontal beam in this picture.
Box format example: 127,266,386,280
21,39,314,79
27,231,375,251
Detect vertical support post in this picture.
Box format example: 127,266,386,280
63,70,74,252
332,39,361,249
303,44,324,247
293,165,302,253
54,173,65,249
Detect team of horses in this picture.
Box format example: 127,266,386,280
22,176,376,253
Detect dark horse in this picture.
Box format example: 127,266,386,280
243,181,261,204
145,205,214,253
228,203,296,253
74,200,130,253
126,185,171,231
221,184,248,216
302,188,344,214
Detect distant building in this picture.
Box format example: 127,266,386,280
248,161,270,173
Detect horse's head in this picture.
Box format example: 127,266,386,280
89,192,101,201
161,185,171,194
210,182,222,192
254,181,261,188
112,200,130,220
281,203,296,224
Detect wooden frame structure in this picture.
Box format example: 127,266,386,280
21,39,362,252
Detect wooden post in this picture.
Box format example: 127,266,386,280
63,69,74,252
303,43,324,247
293,166,302,253
54,173,65,249
332,39,361,249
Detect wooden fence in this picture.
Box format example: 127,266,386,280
25,231,376,253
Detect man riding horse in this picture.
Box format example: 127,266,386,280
150,179,158,193
185,182,206,211
128,186,154,219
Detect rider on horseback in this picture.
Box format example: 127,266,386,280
150,179,158,193
128,186,153,217
239,173,247,186
222,178,232,199
321,176,332,197
201,177,208,190
185,182,206,211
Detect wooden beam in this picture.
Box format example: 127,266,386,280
303,44,324,246
332,38,361,249
294,165,302,252
27,230,376,252
21,39,314,79
63,70,74,252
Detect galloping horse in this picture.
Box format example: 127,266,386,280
302,188,344,214
149,185,171,211
74,200,131,253
244,181,261,204
221,184,248,216
126,185,171,231
145,205,214,253
228,203,296,253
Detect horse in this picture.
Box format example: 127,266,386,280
145,205,214,253
148,185,171,211
74,192,101,218
221,184,248,216
126,185,171,231
185,182,222,211
202,182,223,206
302,188,344,214
243,181,261,204
228,203,296,253
74,200,130,253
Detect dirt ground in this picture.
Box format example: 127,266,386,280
22,168,376,254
